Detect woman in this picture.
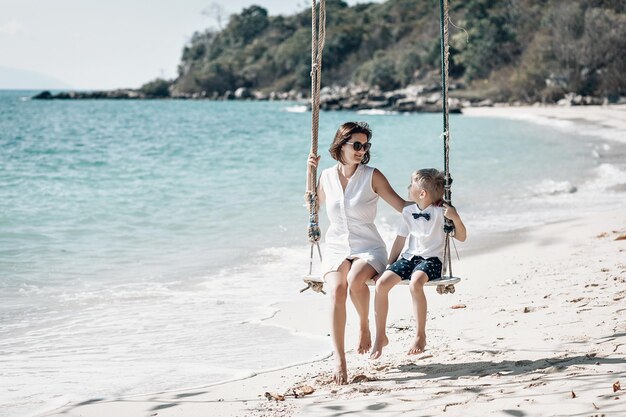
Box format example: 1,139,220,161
307,121,406,384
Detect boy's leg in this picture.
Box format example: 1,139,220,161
408,271,429,354
370,270,401,359
346,258,377,354
325,260,352,384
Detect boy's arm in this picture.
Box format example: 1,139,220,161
443,203,467,242
387,235,407,264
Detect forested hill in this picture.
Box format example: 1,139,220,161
160,0,625,103
168,0,625,102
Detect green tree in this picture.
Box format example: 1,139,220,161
454,0,519,81
228,5,269,44
140,78,171,98
356,51,400,91
169,0,625,100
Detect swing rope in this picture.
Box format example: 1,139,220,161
439,0,455,280
302,0,327,294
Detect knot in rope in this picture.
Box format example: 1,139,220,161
310,63,319,78
305,190,319,210
305,191,321,243
308,223,321,242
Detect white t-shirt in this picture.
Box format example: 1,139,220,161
397,203,445,262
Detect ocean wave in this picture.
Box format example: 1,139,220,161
356,109,398,115
530,179,578,196
584,163,626,190
283,105,307,113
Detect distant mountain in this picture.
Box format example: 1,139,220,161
0,66,72,90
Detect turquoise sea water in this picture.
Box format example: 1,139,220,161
1,90,625,417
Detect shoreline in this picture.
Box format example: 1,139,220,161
35,105,626,417
29,87,624,116
37,209,626,417
462,104,626,144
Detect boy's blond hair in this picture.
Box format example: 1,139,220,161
411,168,445,200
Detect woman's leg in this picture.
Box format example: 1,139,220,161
408,271,429,354
370,271,401,359
325,260,352,384
346,259,377,354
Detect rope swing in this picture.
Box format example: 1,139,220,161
302,0,327,295
438,0,459,294
302,0,461,295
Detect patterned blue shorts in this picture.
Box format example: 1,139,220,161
387,256,442,281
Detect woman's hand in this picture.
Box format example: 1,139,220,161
306,153,325,205
308,153,321,168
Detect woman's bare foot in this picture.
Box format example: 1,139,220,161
333,359,348,385
357,327,372,354
369,335,389,359
407,334,426,355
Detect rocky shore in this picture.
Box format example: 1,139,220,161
32,90,147,100
30,84,468,113
313,85,465,113
32,85,618,113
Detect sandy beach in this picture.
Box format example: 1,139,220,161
38,105,626,417
462,104,626,144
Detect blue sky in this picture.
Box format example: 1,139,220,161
0,0,382,90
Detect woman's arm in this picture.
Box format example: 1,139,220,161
372,168,408,213
307,154,325,205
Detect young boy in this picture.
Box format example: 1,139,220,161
370,168,466,359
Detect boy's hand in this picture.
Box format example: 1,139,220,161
442,203,460,221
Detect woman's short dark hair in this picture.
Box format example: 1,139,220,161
328,121,372,165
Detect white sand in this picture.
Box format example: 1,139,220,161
462,104,626,144
38,106,626,417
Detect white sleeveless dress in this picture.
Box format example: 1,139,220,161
319,163,388,276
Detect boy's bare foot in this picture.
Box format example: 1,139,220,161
357,327,371,354
333,361,348,385
407,334,426,355
369,335,389,359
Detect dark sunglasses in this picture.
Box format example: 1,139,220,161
344,141,372,152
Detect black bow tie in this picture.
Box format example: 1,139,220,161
412,212,430,221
